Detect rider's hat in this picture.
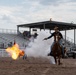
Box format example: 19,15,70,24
54,26,59,30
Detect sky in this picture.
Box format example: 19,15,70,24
0,0,76,29
0,0,76,41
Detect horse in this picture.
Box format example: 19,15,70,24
51,35,62,65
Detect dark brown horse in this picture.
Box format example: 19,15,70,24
52,35,62,65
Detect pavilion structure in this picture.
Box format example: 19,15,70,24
17,20,76,47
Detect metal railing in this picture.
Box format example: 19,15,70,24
63,35,76,47
0,28,17,34
0,36,11,48
0,49,9,57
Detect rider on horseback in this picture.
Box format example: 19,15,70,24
44,26,65,58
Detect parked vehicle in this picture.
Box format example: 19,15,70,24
66,48,76,59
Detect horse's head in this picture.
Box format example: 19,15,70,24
55,35,61,43
55,36,58,42
53,35,62,52
55,35,58,43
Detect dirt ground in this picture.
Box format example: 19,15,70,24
0,57,76,75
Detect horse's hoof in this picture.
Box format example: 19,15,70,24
58,63,62,65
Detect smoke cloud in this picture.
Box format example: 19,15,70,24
26,30,51,56
25,30,55,64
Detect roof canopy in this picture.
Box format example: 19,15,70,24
17,20,76,31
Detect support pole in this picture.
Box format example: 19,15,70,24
75,29,76,46
40,28,41,31
74,28,76,46
29,27,31,34
43,24,45,31
49,29,51,34
65,29,66,46
17,26,19,34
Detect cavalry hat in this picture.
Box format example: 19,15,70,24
54,26,59,30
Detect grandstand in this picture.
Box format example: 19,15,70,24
0,29,30,57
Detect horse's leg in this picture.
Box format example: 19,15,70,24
54,56,57,64
58,57,60,65
58,56,62,65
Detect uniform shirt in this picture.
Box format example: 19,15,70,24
47,31,63,41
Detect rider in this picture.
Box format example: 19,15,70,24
44,26,65,58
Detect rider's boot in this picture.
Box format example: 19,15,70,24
62,53,65,58
62,49,65,58
47,51,53,56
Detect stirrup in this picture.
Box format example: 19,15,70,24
47,53,53,56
